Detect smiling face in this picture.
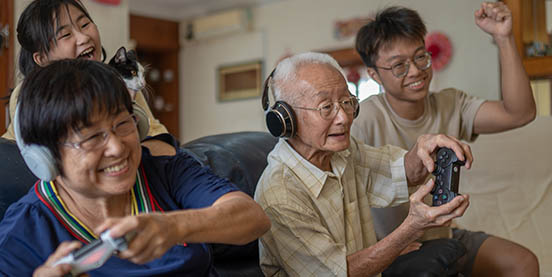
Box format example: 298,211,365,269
33,3,102,66
56,110,141,198
287,63,354,168
368,38,433,111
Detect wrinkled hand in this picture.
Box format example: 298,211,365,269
406,179,470,235
474,2,512,38
33,241,86,277
406,134,473,185
96,212,181,264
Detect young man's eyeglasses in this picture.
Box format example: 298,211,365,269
64,114,138,151
376,51,432,78
293,96,359,120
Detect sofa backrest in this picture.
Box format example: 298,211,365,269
0,138,37,221
181,131,278,198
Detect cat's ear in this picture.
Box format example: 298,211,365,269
32,52,49,67
114,47,127,63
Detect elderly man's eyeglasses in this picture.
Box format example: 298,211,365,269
293,96,359,120
376,51,432,78
64,114,138,151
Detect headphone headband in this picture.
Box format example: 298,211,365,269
261,68,276,112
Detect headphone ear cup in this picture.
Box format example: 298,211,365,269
132,103,150,141
13,104,59,181
266,101,296,138
20,145,58,181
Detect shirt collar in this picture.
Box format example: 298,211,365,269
275,139,351,198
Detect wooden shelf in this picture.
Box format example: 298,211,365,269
523,56,552,78
503,0,552,79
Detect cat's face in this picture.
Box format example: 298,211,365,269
108,47,145,92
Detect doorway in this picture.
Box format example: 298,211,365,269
0,0,14,134
130,14,180,139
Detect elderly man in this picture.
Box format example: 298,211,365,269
255,52,472,277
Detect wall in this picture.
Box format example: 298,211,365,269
179,0,501,143
13,0,129,80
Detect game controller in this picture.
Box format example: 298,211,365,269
53,230,133,276
431,147,465,206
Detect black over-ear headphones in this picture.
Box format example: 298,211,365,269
261,68,297,138
261,66,360,138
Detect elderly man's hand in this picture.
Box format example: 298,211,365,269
404,134,473,186
405,179,470,238
33,241,86,277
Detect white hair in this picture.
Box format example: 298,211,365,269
271,52,346,104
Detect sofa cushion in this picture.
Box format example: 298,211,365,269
456,116,552,275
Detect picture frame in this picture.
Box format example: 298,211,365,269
217,60,263,102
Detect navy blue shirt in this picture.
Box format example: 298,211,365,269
0,147,238,276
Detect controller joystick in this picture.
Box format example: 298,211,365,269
431,148,465,206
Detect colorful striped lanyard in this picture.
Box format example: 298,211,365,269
35,165,163,244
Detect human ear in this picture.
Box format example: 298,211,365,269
367,67,382,85
32,52,49,67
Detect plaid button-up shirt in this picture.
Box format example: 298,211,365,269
254,137,409,277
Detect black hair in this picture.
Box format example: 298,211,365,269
18,59,132,170
16,0,95,77
355,6,427,68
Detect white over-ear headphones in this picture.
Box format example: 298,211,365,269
14,103,150,181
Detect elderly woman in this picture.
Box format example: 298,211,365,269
0,59,270,276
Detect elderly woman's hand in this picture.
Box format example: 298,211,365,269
33,241,86,277
95,213,181,264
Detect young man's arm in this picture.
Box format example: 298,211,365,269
472,2,536,134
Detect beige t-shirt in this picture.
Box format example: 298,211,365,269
2,83,168,140
351,88,485,240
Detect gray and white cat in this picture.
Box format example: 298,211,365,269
108,47,146,99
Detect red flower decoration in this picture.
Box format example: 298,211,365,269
425,32,452,71
347,68,361,85
92,0,121,5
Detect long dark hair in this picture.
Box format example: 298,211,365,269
16,0,96,77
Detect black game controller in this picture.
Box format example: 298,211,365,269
431,147,465,206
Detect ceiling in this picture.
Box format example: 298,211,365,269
129,0,276,21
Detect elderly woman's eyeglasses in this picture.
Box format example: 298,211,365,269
293,96,359,120
376,51,432,78
64,114,138,151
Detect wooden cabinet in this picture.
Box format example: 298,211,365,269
130,15,180,138
504,0,552,78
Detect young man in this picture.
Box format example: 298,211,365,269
351,3,538,276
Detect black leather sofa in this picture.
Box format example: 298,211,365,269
0,132,465,276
